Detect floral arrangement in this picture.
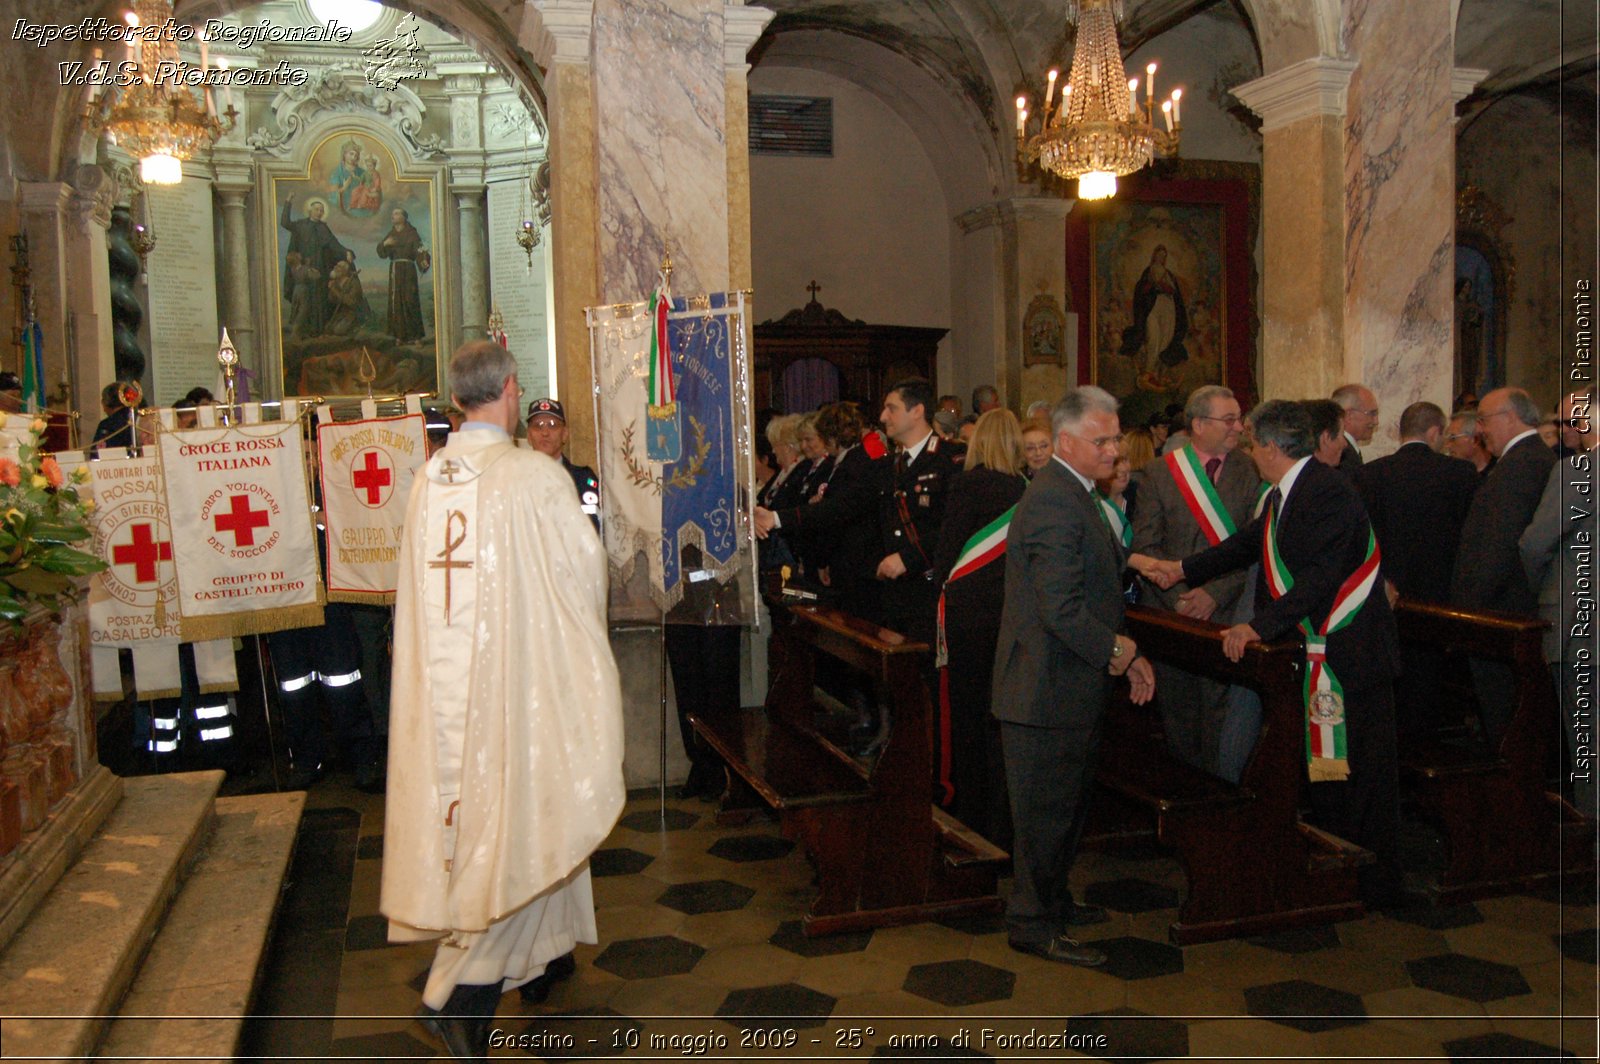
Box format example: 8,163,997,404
0,418,105,625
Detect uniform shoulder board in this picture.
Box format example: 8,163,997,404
927,435,939,453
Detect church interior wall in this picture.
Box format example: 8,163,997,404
1456,76,1596,411
748,62,955,404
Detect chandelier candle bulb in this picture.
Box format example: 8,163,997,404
218,57,234,111
1046,68,1059,109
1146,62,1156,103
1171,88,1181,124
1016,95,1027,136
1128,78,1138,116
124,12,138,71
1162,99,1173,132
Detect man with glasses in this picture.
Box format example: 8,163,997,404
1331,383,1380,472
994,386,1155,968
525,397,601,533
384,341,624,1058
1520,390,1597,815
1130,384,1262,775
1450,386,1557,747
1444,409,1495,483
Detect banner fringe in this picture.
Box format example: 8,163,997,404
180,602,326,643
328,590,397,606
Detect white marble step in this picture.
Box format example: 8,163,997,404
0,770,223,1063
97,790,305,1063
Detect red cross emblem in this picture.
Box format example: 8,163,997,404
111,522,172,584
213,493,270,547
352,448,393,507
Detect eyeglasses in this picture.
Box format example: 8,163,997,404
1444,432,1474,441
1068,431,1124,450
1196,415,1243,427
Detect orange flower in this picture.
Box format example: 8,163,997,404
0,457,18,488
40,455,63,489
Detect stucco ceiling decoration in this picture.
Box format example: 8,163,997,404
245,70,448,157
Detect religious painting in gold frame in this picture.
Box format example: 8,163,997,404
1089,201,1224,429
271,129,439,397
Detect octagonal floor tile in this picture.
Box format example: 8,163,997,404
591,846,655,878
902,959,1015,1007
592,935,705,980
1067,1006,1188,1064
656,878,757,915
1243,978,1368,1033
1095,936,1184,981
1386,901,1485,931
770,919,873,958
1406,952,1533,1003
1248,923,1340,954
706,833,795,863
715,983,836,1030
1555,927,1597,965
618,807,700,833
1441,1031,1575,1060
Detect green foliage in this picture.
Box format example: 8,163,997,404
0,419,105,626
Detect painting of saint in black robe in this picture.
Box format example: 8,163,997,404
377,207,428,342
281,196,355,337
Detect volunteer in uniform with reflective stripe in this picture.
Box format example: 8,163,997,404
527,398,601,533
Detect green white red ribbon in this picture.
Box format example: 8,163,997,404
1165,444,1236,546
1095,491,1132,549
646,271,675,410
1262,496,1381,782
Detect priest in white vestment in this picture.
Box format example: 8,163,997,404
381,341,625,1059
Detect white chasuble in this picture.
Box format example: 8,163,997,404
381,428,626,997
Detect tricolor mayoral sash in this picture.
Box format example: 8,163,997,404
1261,497,1381,782
1164,444,1236,545
1094,492,1132,549
317,400,428,605
934,503,1015,805
160,419,324,641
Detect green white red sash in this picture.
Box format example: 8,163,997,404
935,504,1015,807
645,270,680,462
1165,445,1237,546
1094,491,1132,548
1261,496,1382,782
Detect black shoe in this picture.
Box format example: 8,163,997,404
1009,933,1108,968
1064,902,1110,926
519,951,577,1004
435,1013,491,1060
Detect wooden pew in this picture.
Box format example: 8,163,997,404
1393,600,1595,902
1097,606,1371,945
689,603,1006,936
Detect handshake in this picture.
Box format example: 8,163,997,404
1129,552,1185,591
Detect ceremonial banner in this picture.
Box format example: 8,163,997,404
317,408,427,603
159,420,325,640
86,452,183,647
589,290,756,619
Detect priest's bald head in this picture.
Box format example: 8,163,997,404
449,340,521,433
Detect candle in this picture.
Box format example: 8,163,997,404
1128,78,1139,116
1045,68,1059,110
1162,99,1173,133
199,28,208,74
124,12,139,72
1147,62,1157,103
1171,88,1182,125
1016,95,1027,137
218,57,234,113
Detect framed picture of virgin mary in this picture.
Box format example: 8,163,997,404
1067,174,1256,430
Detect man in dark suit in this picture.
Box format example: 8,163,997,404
872,378,959,643
1520,389,1597,814
1355,401,1478,738
1451,386,1558,746
1331,383,1379,474
1355,401,1478,605
1143,400,1403,907
1132,384,1262,774
1445,409,1496,484
993,387,1155,968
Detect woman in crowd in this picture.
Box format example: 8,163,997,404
930,409,1027,848
795,413,834,501
756,414,807,571
1021,416,1053,478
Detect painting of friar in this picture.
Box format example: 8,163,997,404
274,130,438,397
1091,202,1225,429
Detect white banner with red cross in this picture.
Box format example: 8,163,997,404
159,420,324,641
316,404,427,604
86,452,184,648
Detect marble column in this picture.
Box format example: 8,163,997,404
213,184,255,373
724,4,774,294
1341,0,1457,452
1237,4,1457,453
953,196,1074,412
1234,58,1355,404
453,188,490,347
525,0,602,464
64,166,116,442
16,183,71,412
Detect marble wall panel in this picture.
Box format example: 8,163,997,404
593,0,729,303
1343,0,1455,454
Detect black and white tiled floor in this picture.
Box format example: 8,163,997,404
241,775,1598,1061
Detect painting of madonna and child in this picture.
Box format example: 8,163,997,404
1090,201,1227,429
273,131,438,398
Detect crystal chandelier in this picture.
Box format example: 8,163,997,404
96,0,236,185
1016,0,1181,200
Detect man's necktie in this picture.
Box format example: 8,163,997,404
1205,456,1222,484
1266,485,1282,516
894,450,908,479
